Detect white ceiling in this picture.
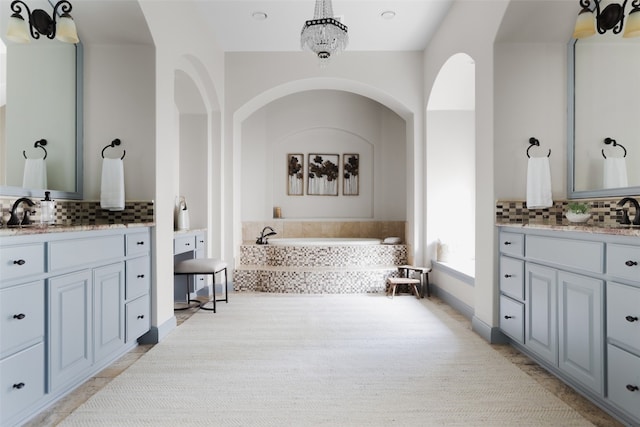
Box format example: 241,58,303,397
69,0,454,51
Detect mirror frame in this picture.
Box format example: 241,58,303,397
0,41,83,200
567,38,640,199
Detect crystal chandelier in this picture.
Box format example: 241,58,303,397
300,0,348,65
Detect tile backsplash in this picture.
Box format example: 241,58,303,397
495,197,640,227
0,197,154,226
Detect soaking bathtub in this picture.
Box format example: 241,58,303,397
267,237,382,246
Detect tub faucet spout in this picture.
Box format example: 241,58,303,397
256,226,277,244
7,197,36,226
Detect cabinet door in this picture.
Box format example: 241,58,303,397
558,271,604,395
94,263,125,363
525,263,557,365
48,270,92,392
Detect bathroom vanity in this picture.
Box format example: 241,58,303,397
497,224,640,426
0,225,152,427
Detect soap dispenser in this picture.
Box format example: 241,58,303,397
40,191,56,225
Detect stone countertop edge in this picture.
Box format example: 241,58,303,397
174,228,207,235
0,222,155,237
496,221,640,237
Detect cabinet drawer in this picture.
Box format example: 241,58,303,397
174,235,196,255
499,232,524,257
49,235,123,271
196,233,206,251
607,244,640,283
500,256,524,300
526,235,603,274
0,343,45,426
500,295,524,343
126,256,150,301
607,282,640,353
607,344,640,420
0,281,44,359
126,294,150,342
0,243,44,283
126,231,150,256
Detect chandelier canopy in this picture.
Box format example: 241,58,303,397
300,0,348,64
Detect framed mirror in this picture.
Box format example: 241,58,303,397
0,32,83,200
568,33,640,198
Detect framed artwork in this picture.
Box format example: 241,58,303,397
308,154,339,196
343,153,359,196
287,154,304,196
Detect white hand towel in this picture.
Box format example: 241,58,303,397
22,158,47,189
526,157,553,209
100,158,125,211
603,157,628,189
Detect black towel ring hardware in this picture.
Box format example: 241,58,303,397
527,137,551,158
22,139,48,160
601,137,627,159
101,138,126,160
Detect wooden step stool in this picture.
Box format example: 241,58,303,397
386,277,422,299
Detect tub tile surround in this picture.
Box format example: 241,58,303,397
496,197,640,232
242,220,406,244
235,243,409,294
0,197,154,227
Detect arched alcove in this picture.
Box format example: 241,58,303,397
426,53,476,279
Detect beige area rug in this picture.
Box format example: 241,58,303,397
60,294,593,426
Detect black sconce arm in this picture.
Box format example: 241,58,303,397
10,0,74,40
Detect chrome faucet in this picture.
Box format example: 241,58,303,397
7,197,36,226
256,226,277,244
617,197,640,226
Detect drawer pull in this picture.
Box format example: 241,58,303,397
626,385,639,392
625,315,639,322
504,315,514,319
13,259,26,265
504,274,513,278
137,274,145,279
137,241,145,245
625,260,638,267
137,314,145,319
12,382,25,389
185,242,191,246
199,240,204,244
503,241,512,246
13,313,26,320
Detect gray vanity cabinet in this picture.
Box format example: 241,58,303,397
0,226,151,427
498,226,639,426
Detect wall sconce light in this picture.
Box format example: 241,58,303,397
573,0,640,38
7,0,79,44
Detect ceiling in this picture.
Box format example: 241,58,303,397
69,0,454,51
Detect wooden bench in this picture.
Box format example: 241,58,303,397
386,265,432,299
386,277,422,299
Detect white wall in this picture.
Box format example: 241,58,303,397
83,44,155,201
424,0,508,337
241,90,406,221
494,43,567,201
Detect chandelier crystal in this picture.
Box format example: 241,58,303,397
300,0,348,65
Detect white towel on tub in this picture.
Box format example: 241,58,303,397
100,158,125,211
526,157,553,209
603,157,628,189
22,158,47,189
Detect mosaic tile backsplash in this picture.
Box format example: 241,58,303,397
0,197,154,226
495,197,640,227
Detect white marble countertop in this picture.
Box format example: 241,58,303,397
496,220,640,237
0,222,155,237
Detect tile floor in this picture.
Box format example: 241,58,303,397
24,297,622,427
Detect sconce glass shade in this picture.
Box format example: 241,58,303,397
55,14,78,43
574,9,596,38
623,9,640,37
6,13,30,43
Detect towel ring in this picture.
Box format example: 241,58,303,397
601,137,627,159
22,139,48,160
527,137,551,158
101,138,126,160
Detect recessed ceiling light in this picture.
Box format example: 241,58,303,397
381,11,396,20
252,11,268,21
